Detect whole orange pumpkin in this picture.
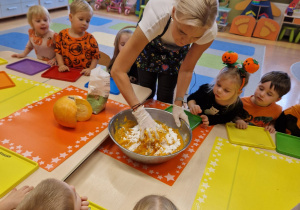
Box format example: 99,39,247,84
243,58,259,73
53,95,93,128
222,51,238,64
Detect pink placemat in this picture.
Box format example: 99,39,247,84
98,99,213,186
0,86,129,172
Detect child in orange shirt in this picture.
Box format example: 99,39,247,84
55,0,100,76
235,71,291,133
12,5,57,66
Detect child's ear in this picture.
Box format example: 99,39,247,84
276,97,282,102
69,13,73,21
237,90,243,95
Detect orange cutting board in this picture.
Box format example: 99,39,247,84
0,86,129,172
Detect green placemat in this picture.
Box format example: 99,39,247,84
165,105,202,130
276,132,300,159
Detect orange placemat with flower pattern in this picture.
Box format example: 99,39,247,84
0,86,129,172
98,99,213,186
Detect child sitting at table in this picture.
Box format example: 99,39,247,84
107,26,138,84
11,5,57,66
55,0,100,76
275,104,300,137
187,52,259,128
133,195,178,210
235,71,291,133
0,178,89,210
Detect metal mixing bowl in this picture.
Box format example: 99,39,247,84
108,108,192,164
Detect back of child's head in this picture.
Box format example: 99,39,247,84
217,65,250,93
16,178,74,210
260,71,291,97
174,0,218,29
70,0,93,15
107,26,135,72
27,5,50,28
133,195,178,210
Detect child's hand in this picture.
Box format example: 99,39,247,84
58,65,69,72
80,196,89,210
0,186,34,210
235,119,248,129
81,68,92,76
47,58,57,66
189,104,202,115
265,124,275,133
11,53,26,58
200,115,209,129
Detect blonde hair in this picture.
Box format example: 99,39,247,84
107,26,135,72
27,5,50,28
70,0,93,15
174,0,218,29
133,195,178,210
217,65,250,92
16,178,74,210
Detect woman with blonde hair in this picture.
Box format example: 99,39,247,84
111,0,218,138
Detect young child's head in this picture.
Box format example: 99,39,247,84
252,71,291,107
212,65,250,105
27,5,50,35
69,0,93,34
107,26,134,71
16,178,83,210
133,195,178,210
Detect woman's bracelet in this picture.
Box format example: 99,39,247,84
132,103,142,111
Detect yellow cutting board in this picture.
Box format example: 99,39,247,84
0,74,61,118
0,146,39,198
226,122,275,150
192,137,300,210
88,200,107,210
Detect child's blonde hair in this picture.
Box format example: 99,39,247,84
27,5,50,28
70,0,93,15
217,65,250,93
174,0,218,29
16,178,74,210
107,26,135,72
133,195,178,210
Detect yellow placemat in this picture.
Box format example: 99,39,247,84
0,146,39,198
0,74,61,118
226,122,275,150
192,137,300,210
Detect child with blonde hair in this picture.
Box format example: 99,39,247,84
133,195,178,210
12,5,57,66
107,26,138,84
187,52,259,128
55,0,100,76
0,178,89,210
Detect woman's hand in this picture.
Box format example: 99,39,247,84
173,104,189,127
132,105,158,139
